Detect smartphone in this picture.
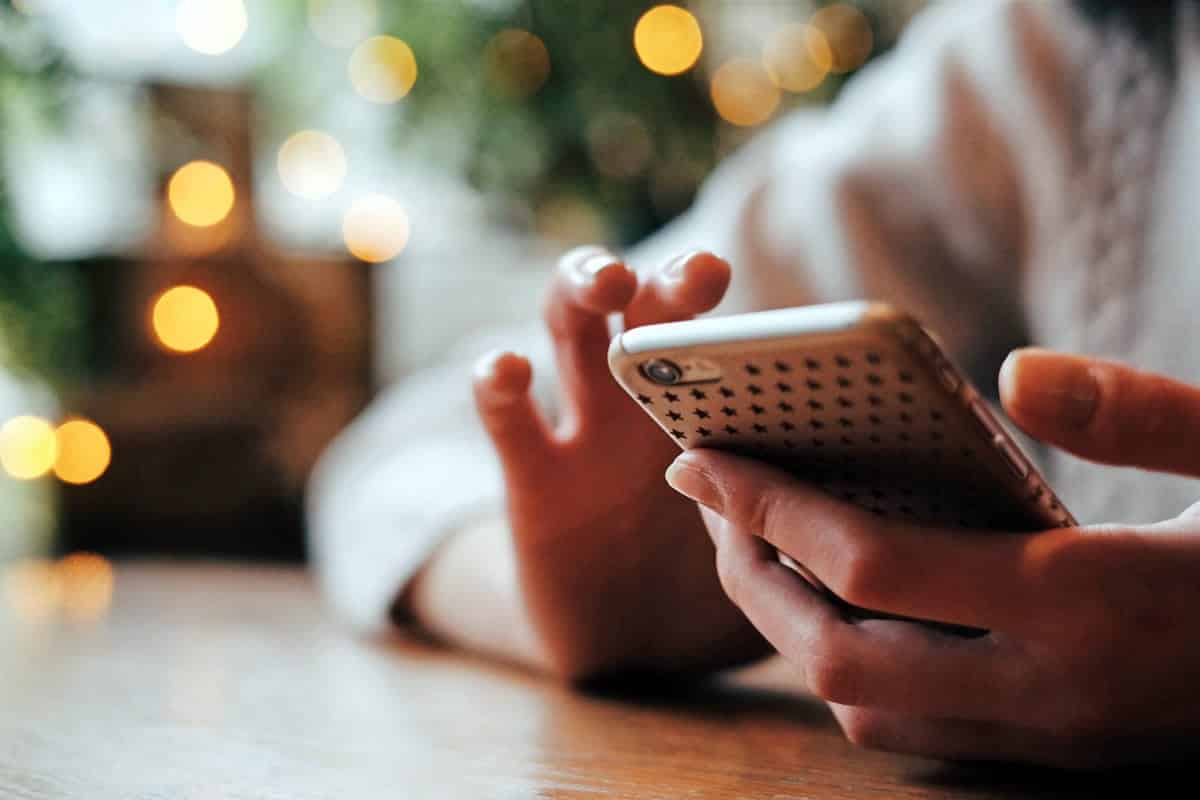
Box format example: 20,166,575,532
609,302,1075,631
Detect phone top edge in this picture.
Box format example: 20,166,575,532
615,301,903,356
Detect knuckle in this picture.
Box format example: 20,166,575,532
805,648,865,706
827,520,890,609
1089,364,1169,448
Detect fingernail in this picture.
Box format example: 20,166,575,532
473,349,506,381
578,253,624,284
1001,349,1099,430
665,456,722,512
662,250,702,282
473,350,525,401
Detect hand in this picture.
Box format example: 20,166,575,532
666,349,1200,767
471,246,769,680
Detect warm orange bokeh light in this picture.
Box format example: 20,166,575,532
711,59,781,128
811,3,874,74
349,36,419,103
634,5,703,76
484,29,551,98
342,194,411,263
54,420,112,486
168,161,236,228
763,23,833,93
58,553,115,623
0,416,57,481
151,286,220,354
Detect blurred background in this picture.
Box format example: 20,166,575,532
0,0,925,620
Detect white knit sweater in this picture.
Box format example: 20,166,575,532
309,0,1200,630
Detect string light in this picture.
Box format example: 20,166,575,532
308,0,378,49
763,23,833,93
152,286,220,354
58,553,115,623
0,416,57,481
483,29,551,98
634,5,703,76
811,3,874,74
3,555,114,624
710,59,781,128
278,130,348,200
342,194,411,262
349,36,418,103
176,0,248,56
54,420,112,486
168,161,236,228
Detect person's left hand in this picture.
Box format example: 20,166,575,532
666,348,1200,768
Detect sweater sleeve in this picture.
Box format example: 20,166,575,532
308,0,1063,631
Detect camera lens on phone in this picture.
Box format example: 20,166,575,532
642,359,683,385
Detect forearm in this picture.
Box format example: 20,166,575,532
403,514,550,672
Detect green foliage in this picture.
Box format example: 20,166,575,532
379,0,914,244
0,4,84,384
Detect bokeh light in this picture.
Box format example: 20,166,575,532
3,560,62,623
308,0,378,49
711,59,781,127
483,29,551,98
58,553,115,623
168,161,236,228
586,112,654,180
0,416,57,481
54,420,112,486
763,23,833,93
278,130,348,200
176,0,249,56
342,194,411,263
349,36,418,103
634,5,703,76
811,3,874,74
152,286,220,354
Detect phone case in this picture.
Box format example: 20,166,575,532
609,302,1076,533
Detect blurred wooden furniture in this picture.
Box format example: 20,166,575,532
60,85,372,560
0,563,1184,799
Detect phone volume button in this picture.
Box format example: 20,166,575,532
936,359,961,393
995,437,1029,479
969,399,1000,437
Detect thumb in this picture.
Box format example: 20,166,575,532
999,348,1200,478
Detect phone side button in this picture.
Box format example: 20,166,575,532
969,399,1000,437
937,360,961,393
995,437,1029,479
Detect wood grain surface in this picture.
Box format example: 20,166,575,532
0,563,1182,799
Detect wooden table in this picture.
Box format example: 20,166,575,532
0,564,1182,798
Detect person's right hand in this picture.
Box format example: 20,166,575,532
471,246,770,680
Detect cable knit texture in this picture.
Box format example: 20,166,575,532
308,0,1200,630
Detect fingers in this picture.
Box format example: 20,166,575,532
1000,348,1200,478
473,350,556,491
543,247,639,434
713,521,1029,724
667,449,1072,633
542,247,731,438
622,251,732,330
